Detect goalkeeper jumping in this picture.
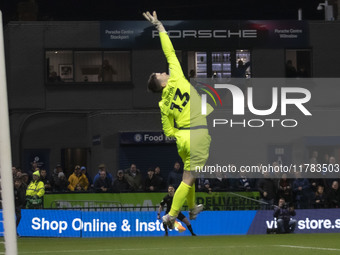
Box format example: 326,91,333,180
143,11,213,229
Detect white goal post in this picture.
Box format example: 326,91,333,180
0,10,18,255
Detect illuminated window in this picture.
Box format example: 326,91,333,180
45,50,131,83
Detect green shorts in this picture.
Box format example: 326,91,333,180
175,128,211,171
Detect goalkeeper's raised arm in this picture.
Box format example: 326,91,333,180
143,11,184,83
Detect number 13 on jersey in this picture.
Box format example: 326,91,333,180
170,88,190,112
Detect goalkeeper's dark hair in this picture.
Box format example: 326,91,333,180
147,73,163,93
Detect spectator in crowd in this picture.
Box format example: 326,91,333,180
29,161,39,178
285,60,297,77
273,198,297,234
124,163,143,191
12,166,18,179
326,180,340,208
258,173,277,210
14,178,26,226
322,153,330,164
329,156,337,165
93,163,113,184
124,163,139,174
292,173,311,209
211,172,229,191
324,156,338,189
310,150,318,165
39,169,52,193
154,166,166,191
310,178,325,193
21,173,29,186
196,174,206,191
31,161,38,171
53,172,69,192
145,168,161,192
235,60,251,78
278,174,293,204
94,169,112,193
14,167,23,179
112,170,130,192
233,60,251,92
228,165,244,190
199,179,212,194
68,165,89,192
167,161,182,189
98,59,117,82
313,185,326,209
48,71,62,82
51,163,64,187
26,170,45,209
81,166,93,190
238,176,251,191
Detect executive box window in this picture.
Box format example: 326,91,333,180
46,50,131,83
188,50,251,78
285,49,312,77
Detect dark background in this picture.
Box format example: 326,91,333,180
0,0,330,24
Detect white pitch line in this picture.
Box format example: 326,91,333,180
276,245,340,252
10,244,340,254
16,245,262,254
19,249,114,254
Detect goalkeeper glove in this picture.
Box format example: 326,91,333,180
143,11,166,32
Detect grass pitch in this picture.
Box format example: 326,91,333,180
1,233,340,255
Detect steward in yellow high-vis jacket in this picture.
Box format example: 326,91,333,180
143,11,213,229
26,170,45,208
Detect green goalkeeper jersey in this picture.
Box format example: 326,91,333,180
158,32,213,138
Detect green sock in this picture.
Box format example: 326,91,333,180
187,183,196,210
169,182,191,217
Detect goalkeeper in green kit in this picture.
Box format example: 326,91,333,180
143,11,213,229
